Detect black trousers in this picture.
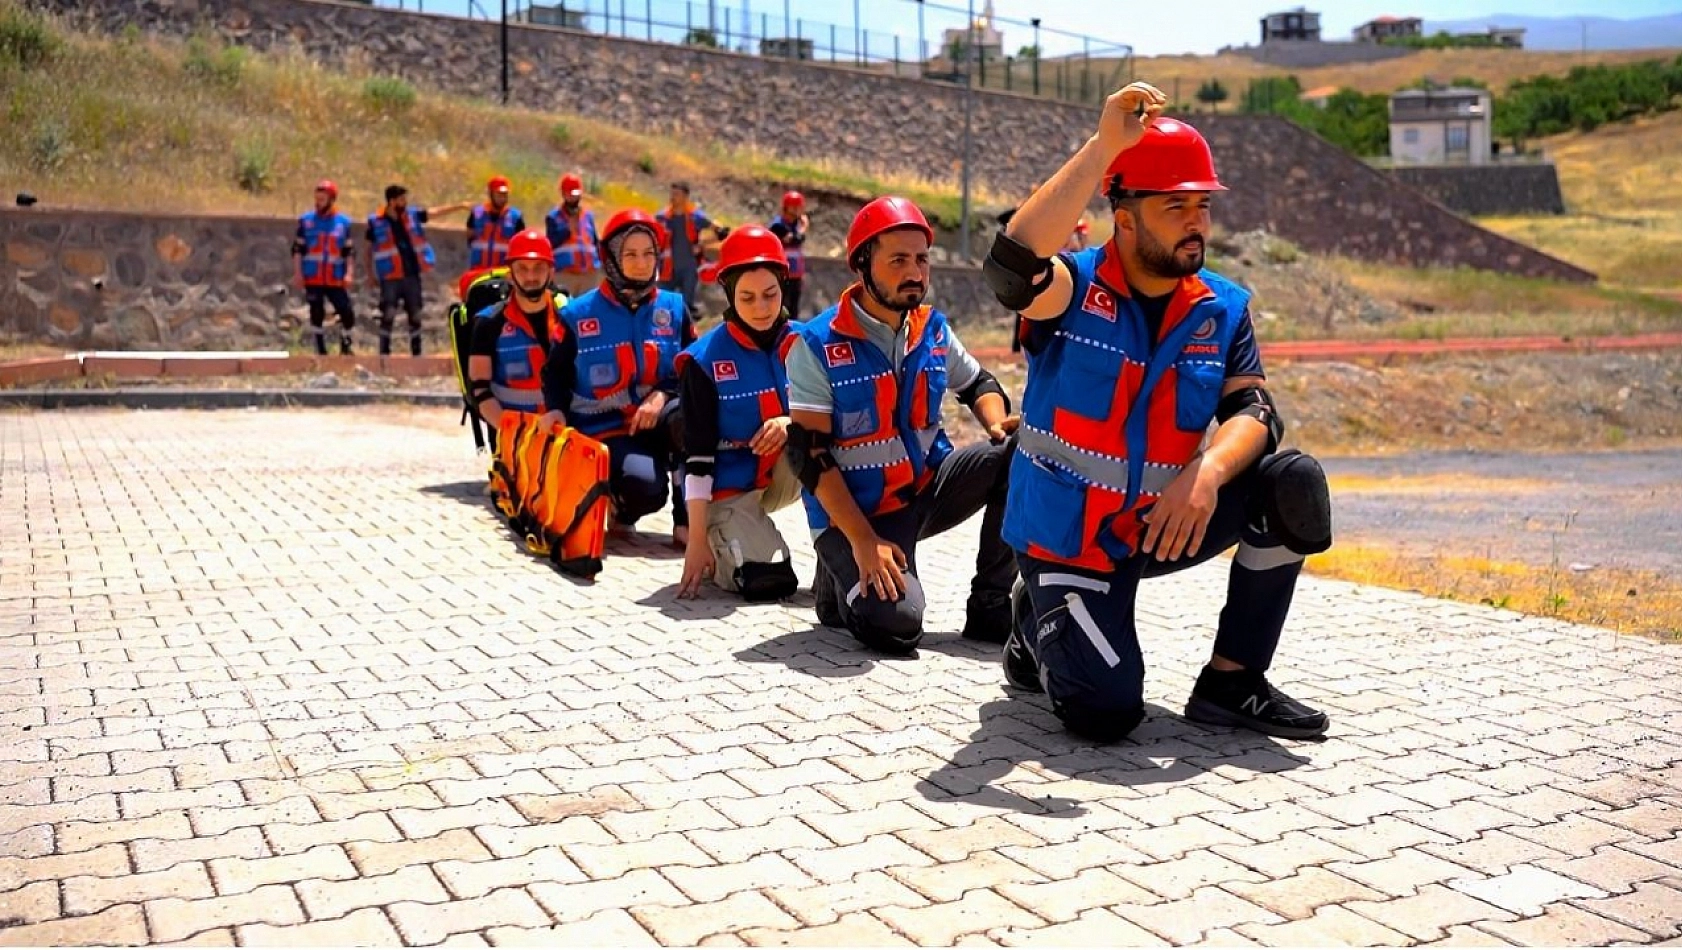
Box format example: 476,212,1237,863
377,275,424,356
305,286,355,355
813,439,1015,651
605,398,687,528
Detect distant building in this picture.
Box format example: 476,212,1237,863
1353,16,1423,43
1389,86,1492,165
513,3,587,29
940,0,1005,63
759,37,815,60
1299,84,1340,107
1260,7,1322,43
1482,26,1526,48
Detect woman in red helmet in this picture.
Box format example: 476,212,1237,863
985,82,1333,745
673,226,802,602
544,209,693,545
783,196,1019,655
767,190,810,318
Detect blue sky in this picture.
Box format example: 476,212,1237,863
386,0,1680,57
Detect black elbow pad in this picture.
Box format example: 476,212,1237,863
983,231,1054,312
956,369,1011,414
1216,385,1284,452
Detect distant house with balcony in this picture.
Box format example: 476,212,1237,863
1353,16,1422,42
1389,86,1492,165
1260,7,1321,43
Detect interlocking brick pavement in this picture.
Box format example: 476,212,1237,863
3,407,1682,946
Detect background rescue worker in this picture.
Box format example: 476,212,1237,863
785,197,1017,655
291,179,357,356
466,229,572,428
675,226,802,602
364,184,472,356
546,210,692,546
545,172,601,299
466,175,527,272
657,181,730,322
985,84,1335,744
767,190,810,318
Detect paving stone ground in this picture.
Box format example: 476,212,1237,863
3,406,1681,948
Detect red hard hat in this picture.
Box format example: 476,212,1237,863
559,173,584,198
782,190,805,210
1105,118,1226,195
846,196,933,260
715,225,788,279
506,229,553,264
487,175,511,193
602,208,664,245
315,179,338,199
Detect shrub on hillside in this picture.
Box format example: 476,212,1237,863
29,118,67,170
233,139,274,193
183,35,246,87
0,4,61,68
363,75,416,114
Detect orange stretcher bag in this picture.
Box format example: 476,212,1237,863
490,412,612,579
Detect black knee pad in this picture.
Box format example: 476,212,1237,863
1255,449,1333,555
1055,698,1145,744
737,560,798,603
846,574,926,655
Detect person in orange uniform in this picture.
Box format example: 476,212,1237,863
291,179,357,355
466,176,528,273
674,226,803,602
545,172,601,299
466,230,573,428
767,190,810,318
985,83,1334,743
657,181,730,323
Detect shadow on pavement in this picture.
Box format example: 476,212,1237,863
420,480,491,506
916,697,1315,816
734,622,1007,678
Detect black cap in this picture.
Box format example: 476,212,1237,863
669,181,691,194
384,184,408,202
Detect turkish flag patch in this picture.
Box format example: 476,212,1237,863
578,317,601,337
713,360,738,381
1082,284,1117,321
824,342,855,367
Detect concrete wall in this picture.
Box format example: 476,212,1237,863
1387,164,1568,216
0,207,1002,350
1224,40,1415,68
30,0,1593,284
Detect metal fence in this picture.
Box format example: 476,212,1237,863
371,0,1132,107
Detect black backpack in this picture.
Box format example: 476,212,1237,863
447,268,514,452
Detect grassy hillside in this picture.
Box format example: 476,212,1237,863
0,2,987,230
1478,109,1682,291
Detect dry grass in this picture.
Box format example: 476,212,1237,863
1306,545,1682,643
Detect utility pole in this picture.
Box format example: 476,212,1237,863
959,0,975,263
500,0,509,104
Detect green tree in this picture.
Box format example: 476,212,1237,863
1241,75,1304,115
683,28,719,48
1196,78,1230,112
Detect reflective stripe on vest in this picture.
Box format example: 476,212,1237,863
368,208,435,281
469,205,522,270
1014,425,1180,496
488,303,558,414
561,288,686,438
299,211,352,287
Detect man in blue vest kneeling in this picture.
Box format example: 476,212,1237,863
985,84,1334,742
786,197,1018,655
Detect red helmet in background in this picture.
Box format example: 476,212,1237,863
601,208,664,245
506,229,554,264
314,179,338,200
845,196,933,262
715,225,789,280
1104,118,1226,195
487,175,511,194
559,173,584,198
781,190,805,212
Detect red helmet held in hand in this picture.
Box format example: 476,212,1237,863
715,225,789,280
845,196,933,261
506,229,554,264
1104,118,1226,196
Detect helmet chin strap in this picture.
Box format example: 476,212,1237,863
515,281,548,303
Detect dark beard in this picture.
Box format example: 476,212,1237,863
1138,231,1205,279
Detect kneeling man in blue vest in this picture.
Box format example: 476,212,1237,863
984,82,1335,743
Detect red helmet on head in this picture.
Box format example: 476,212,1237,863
846,196,933,262
601,208,664,245
487,175,511,194
782,190,805,211
559,173,584,198
315,179,338,200
506,229,554,264
715,225,788,280
1104,118,1226,196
